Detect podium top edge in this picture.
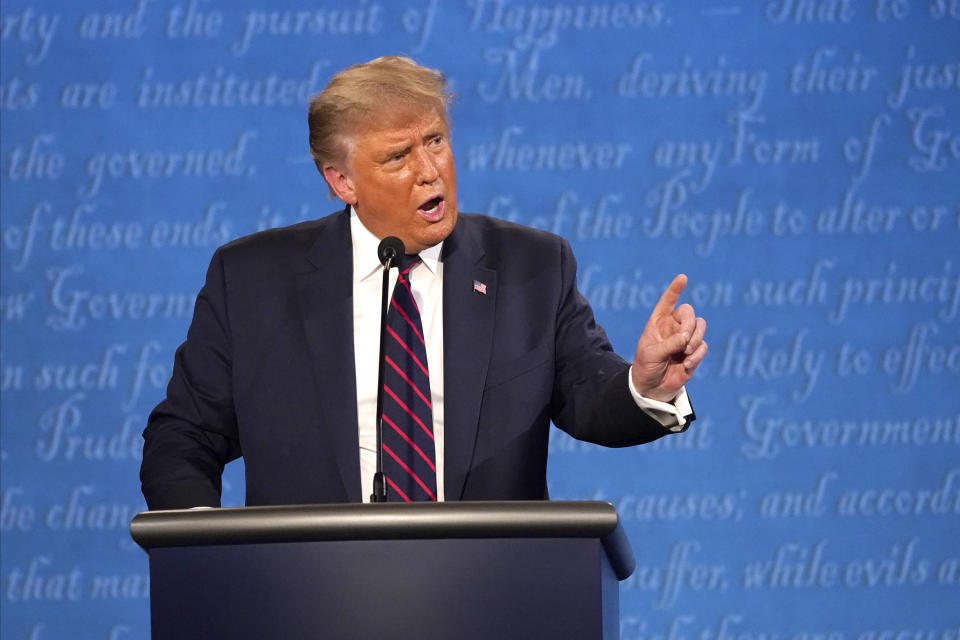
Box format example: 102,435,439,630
130,500,614,547
130,501,636,580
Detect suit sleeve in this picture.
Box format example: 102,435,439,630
549,238,681,446
140,248,241,510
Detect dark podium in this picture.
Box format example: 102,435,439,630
130,501,635,640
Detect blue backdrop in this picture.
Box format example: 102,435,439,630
2,1,958,638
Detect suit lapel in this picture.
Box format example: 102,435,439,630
295,208,362,502
442,217,496,501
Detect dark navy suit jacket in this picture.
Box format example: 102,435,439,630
140,208,683,510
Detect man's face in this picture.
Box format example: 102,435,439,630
327,111,458,253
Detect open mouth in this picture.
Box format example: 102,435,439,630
418,195,444,219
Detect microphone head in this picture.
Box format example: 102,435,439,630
377,236,405,265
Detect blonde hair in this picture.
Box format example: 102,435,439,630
308,56,454,190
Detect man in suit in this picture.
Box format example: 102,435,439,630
140,56,707,510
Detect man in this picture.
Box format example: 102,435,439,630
140,56,707,510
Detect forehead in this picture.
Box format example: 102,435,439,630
352,110,447,148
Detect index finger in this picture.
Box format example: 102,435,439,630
652,274,688,317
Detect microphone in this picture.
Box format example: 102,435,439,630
371,236,404,502
378,236,404,266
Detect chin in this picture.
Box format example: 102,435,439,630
418,206,457,243
432,211,458,242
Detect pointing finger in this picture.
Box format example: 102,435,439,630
652,274,687,319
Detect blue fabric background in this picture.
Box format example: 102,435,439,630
2,1,958,637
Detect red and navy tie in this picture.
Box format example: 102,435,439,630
382,254,437,502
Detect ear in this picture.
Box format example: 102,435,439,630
322,164,357,205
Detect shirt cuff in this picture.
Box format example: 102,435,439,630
627,365,694,432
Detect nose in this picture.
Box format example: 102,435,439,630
413,147,439,184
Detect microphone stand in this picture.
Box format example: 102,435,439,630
371,255,391,502
371,237,403,502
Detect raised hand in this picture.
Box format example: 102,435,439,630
631,274,708,402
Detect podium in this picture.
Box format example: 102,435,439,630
131,501,635,639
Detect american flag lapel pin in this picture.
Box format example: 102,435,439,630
473,280,487,295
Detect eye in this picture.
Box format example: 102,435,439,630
429,134,444,147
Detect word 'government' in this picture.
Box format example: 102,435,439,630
46,265,196,331
740,394,960,460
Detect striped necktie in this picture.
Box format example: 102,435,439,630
381,254,437,502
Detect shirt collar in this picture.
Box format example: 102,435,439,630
350,207,443,282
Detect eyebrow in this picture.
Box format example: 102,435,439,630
423,122,446,138
373,121,446,162
382,144,411,160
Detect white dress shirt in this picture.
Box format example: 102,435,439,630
350,210,693,502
